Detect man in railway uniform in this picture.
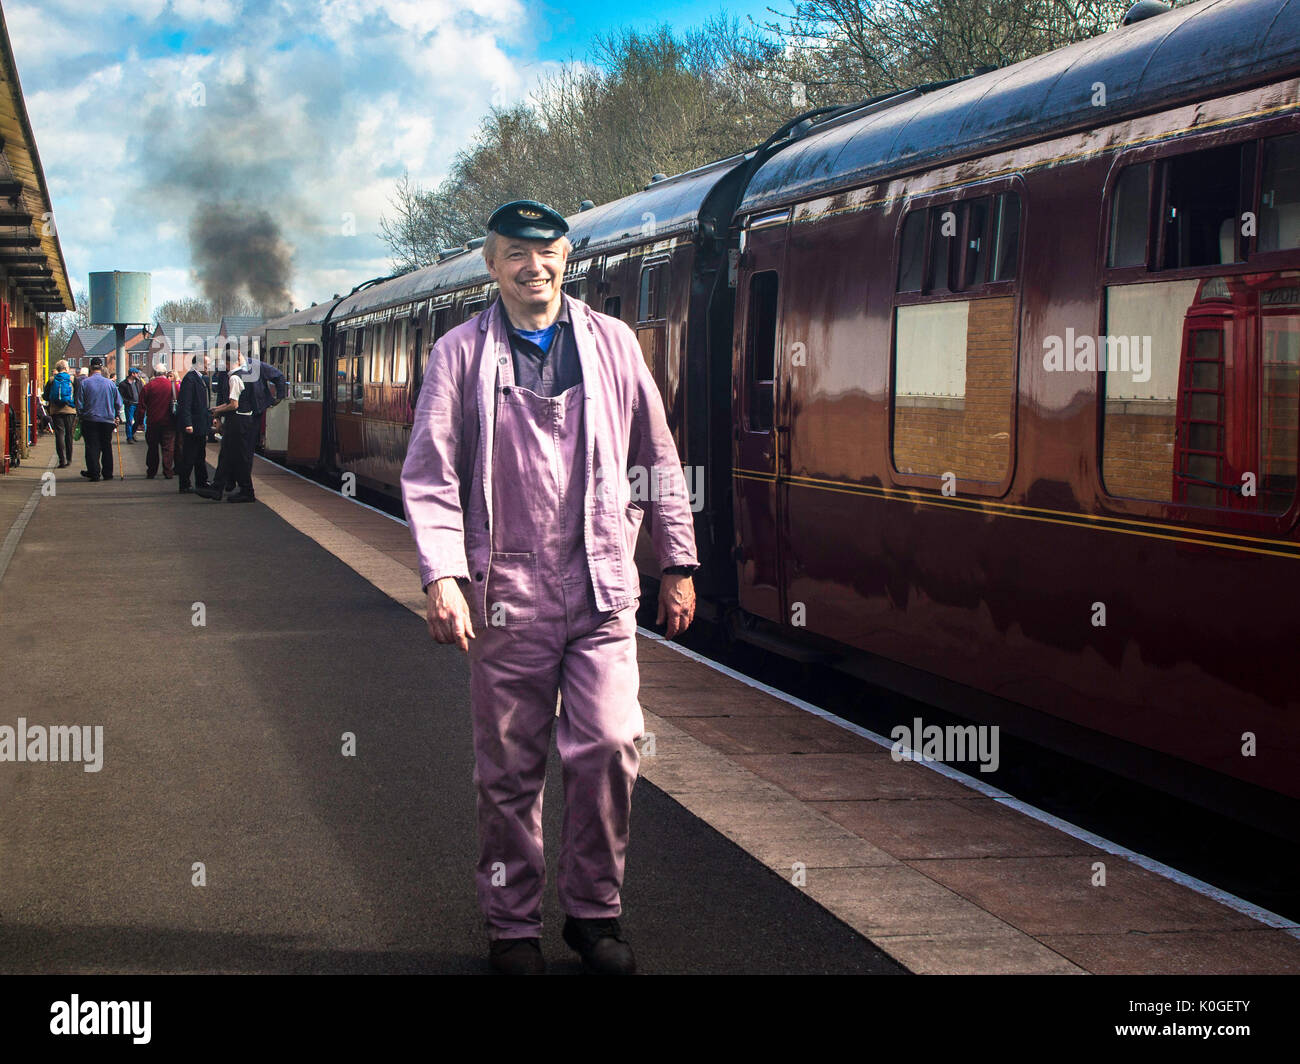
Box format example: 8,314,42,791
401,199,698,976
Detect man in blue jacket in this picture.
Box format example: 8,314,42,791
76,358,124,481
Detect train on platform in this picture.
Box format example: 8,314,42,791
256,0,1300,835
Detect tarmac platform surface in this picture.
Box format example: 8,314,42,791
0,435,900,975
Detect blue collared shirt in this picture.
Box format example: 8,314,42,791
502,299,581,397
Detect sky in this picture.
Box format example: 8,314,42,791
4,0,782,319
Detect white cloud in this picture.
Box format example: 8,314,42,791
10,0,537,311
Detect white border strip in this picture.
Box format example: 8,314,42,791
636,627,1300,937
254,452,1300,936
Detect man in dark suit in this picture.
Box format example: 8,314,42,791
176,353,213,494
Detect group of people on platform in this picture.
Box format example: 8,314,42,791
41,349,286,500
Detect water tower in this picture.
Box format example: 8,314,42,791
89,271,151,381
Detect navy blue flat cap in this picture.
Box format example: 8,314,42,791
487,200,569,241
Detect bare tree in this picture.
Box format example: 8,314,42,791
767,0,1156,100
153,295,268,322
47,288,90,360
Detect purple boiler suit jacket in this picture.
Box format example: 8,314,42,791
400,295,698,620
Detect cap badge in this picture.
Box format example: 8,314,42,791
517,208,543,219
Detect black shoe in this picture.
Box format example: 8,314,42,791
489,938,545,975
178,485,192,494
226,492,255,503
146,474,156,479
79,470,93,479
562,916,636,975
193,486,223,500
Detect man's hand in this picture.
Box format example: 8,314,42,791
426,576,476,652
656,573,695,639
184,426,194,434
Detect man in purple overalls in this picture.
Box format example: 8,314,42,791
401,200,698,975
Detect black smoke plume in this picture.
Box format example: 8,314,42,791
189,202,293,315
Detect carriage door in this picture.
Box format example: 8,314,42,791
732,211,790,623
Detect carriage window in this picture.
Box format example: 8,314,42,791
393,318,410,384
897,211,926,293
898,193,1020,296
351,330,364,410
1161,144,1245,269
604,296,622,320
1259,133,1300,253
1109,164,1151,267
959,197,991,290
334,334,351,413
369,323,387,383
928,209,953,292
990,194,1021,282
1101,272,1299,514
463,300,486,324
638,264,665,322
410,326,424,399
892,297,1014,483
892,191,1018,486
746,270,779,432
432,307,450,341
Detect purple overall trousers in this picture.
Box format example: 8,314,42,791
467,362,643,940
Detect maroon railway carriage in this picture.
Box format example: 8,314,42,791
313,0,1300,832
728,0,1300,828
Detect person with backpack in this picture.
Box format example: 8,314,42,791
141,363,179,479
43,360,78,468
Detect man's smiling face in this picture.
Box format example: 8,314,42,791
486,235,569,321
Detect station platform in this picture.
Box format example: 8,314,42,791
2,431,1299,975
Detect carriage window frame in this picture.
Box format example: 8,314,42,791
1102,131,1300,281
301,343,320,386
890,179,1024,498
1099,124,1300,532
369,322,388,383
637,261,668,323
895,190,1021,303
334,331,353,414
393,317,410,385
744,269,780,434
350,328,365,412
